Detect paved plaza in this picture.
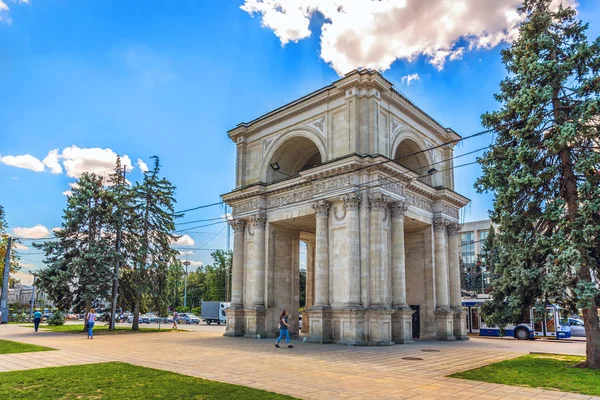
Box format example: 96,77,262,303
0,324,596,399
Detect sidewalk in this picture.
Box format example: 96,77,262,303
0,324,596,400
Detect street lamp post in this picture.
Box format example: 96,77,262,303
183,260,190,308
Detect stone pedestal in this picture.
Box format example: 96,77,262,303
366,308,394,346
435,308,456,341
392,307,414,344
307,306,332,343
336,308,366,346
244,307,266,338
453,308,469,340
301,310,310,334
224,305,245,337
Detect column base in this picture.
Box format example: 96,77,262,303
243,306,267,338
366,307,394,346
392,306,414,344
335,307,366,346
435,308,456,341
453,307,469,340
307,306,332,343
301,310,310,334
223,305,245,337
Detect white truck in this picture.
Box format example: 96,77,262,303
201,301,230,325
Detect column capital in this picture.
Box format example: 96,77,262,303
312,200,331,217
368,192,388,210
433,217,449,232
342,192,361,211
447,222,462,237
229,219,246,233
390,201,408,219
249,213,266,229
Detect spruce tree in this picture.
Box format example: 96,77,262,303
128,156,179,330
476,0,600,368
36,173,117,321
0,206,21,287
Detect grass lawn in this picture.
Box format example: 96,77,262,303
450,353,600,396
0,362,296,399
0,339,54,355
19,324,185,335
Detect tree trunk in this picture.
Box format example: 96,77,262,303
132,292,141,331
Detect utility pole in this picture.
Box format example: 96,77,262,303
110,166,126,330
29,271,37,316
1,237,12,323
183,260,190,308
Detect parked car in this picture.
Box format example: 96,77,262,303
127,314,151,324
146,313,158,323
299,314,303,329
179,313,200,324
569,318,586,337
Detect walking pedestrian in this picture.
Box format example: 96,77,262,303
275,310,293,348
86,308,96,339
33,309,42,332
172,310,179,330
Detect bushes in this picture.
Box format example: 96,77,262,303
175,306,190,313
47,311,65,326
191,306,201,315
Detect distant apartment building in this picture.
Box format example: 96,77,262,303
460,220,495,294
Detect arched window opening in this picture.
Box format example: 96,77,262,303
394,139,432,186
266,136,323,183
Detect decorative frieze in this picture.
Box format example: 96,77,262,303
379,177,405,196
232,199,260,214
442,204,460,218
307,116,326,134
267,188,313,208
312,200,330,217
405,193,433,212
313,175,353,195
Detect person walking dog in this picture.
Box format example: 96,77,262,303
86,308,96,339
275,310,293,348
33,309,42,332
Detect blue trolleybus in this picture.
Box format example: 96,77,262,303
462,298,571,340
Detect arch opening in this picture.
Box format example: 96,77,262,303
266,136,323,183
393,139,432,185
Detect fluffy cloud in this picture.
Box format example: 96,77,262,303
137,158,149,173
62,190,73,197
186,260,204,269
401,73,420,86
42,149,63,174
172,234,195,247
241,0,577,74
12,224,50,239
13,271,34,285
62,146,133,179
0,0,28,24
178,250,194,256
0,154,45,172
13,242,29,251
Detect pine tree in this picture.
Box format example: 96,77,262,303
128,156,179,330
0,206,21,287
35,173,117,321
476,0,600,368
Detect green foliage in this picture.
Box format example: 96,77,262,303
450,354,600,396
191,306,201,315
0,205,21,287
176,306,190,313
475,0,600,364
0,362,297,399
46,311,65,326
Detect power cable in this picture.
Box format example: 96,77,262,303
175,201,222,214
175,216,227,226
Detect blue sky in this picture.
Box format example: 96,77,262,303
1,0,599,282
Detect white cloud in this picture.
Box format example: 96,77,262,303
0,0,28,24
172,234,195,247
178,250,194,256
241,0,577,74
51,227,62,233
42,149,63,174
0,154,45,172
186,260,204,268
13,271,34,285
61,145,133,179
13,242,29,250
13,224,50,239
401,73,420,86
62,190,73,197
137,158,149,173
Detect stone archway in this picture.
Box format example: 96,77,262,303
261,130,327,184
393,137,433,186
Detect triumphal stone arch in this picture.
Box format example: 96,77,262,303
222,69,469,345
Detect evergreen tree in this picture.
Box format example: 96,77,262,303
128,156,179,330
35,173,117,320
0,206,21,287
476,0,600,368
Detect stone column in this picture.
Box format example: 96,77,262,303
448,222,468,340
245,213,267,338
308,200,331,343
390,201,413,344
343,193,362,307
366,192,393,346
433,218,455,340
225,219,246,337
302,240,315,334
